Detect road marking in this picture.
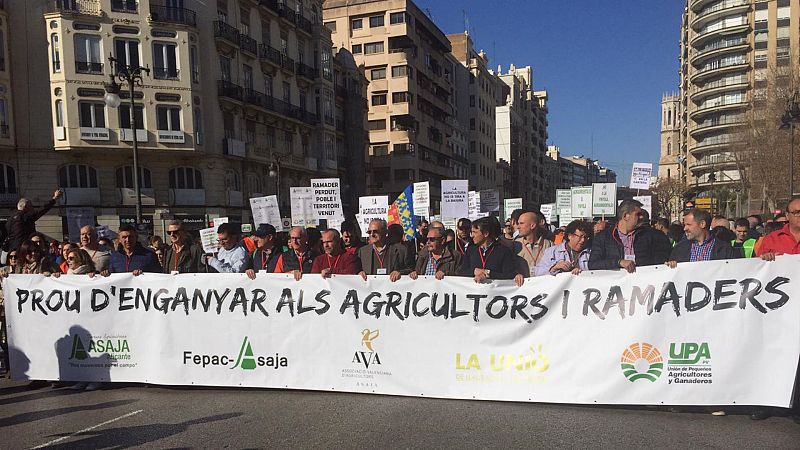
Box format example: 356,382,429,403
30,409,144,449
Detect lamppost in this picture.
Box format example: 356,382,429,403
780,91,800,200
269,152,291,211
104,55,150,230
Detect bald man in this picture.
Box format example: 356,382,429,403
514,211,553,277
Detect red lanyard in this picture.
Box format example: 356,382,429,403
373,245,385,269
296,252,305,269
695,240,714,261
523,237,544,264
172,245,182,272
261,249,270,270
478,244,495,269
612,226,636,254
124,254,132,272
456,239,466,254
327,254,341,271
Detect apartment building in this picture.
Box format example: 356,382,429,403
323,0,455,202
2,0,360,239
546,146,617,189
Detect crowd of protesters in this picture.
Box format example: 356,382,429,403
0,191,798,419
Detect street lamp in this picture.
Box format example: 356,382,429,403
780,91,800,200
104,55,150,230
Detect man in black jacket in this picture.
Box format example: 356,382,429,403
4,189,63,252
588,199,672,272
666,208,741,267
458,217,523,286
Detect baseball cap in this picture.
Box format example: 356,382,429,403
253,224,277,237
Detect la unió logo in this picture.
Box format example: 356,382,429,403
620,342,664,382
183,337,287,370
353,329,381,369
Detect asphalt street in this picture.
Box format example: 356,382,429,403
1,378,799,449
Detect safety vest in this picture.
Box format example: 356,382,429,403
731,238,757,258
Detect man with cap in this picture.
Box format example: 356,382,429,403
245,224,282,279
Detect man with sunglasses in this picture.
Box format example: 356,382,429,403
452,218,472,256
357,219,412,282
535,220,592,276
163,220,204,273
274,227,317,280
310,229,360,277
408,226,461,280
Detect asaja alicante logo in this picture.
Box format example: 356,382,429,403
620,342,664,382
182,337,288,370
352,329,381,369
69,334,131,361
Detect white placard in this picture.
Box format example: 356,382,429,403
250,195,282,228
634,195,653,218
479,190,500,213
441,180,469,219
358,196,389,236
290,187,318,227
412,182,430,217
199,227,218,253
212,217,229,229
556,190,572,213
468,191,482,221
503,198,523,221
442,218,457,232
66,207,96,243
540,203,557,224
571,186,594,218
7,257,800,408
630,163,654,190
311,178,344,220
592,183,617,216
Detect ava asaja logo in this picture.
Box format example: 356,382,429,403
69,334,130,360
352,329,381,369
620,342,663,382
183,337,288,370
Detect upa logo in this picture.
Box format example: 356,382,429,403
620,342,663,382
666,342,713,385
668,342,711,365
183,337,288,370
352,329,381,369
69,334,130,361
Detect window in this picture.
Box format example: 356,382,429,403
55,100,64,127
116,166,152,189
51,34,61,72
369,15,384,27
74,35,102,73
352,44,362,54
190,46,199,83
169,167,203,189
194,107,203,145
324,21,336,32
392,92,411,103
364,42,384,54
157,106,181,131
59,164,98,189
219,56,231,81
225,169,241,191
372,93,387,106
371,144,389,156
243,64,253,90
283,81,291,103
119,104,145,129
370,67,386,80
777,5,790,20
389,12,406,24
0,164,16,195
0,32,4,72
368,119,386,131
391,65,411,78
261,19,271,45
351,18,363,30
280,32,288,54
240,7,251,36
114,39,140,70
79,102,105,128
264,74,273,96
153,42,178,79
755,9,768,22
285,130,294,151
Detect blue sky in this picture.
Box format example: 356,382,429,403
416,0,685,184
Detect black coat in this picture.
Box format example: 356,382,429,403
669,237,742,262
4,199,56,251
457,240,521,280
588,226,672,270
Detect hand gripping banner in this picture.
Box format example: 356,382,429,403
5,257,800,407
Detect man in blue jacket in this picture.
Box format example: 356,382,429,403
107,225,162,275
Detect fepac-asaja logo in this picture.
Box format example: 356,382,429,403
620,342,664,382
352,329,381,369
183,337,288,370
69,334,131,361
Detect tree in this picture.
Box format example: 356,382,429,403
650,177,689,222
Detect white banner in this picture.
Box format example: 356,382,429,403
412,182,430,217
479,190,500,213
441,180,469,219
290,187,318,227
311,178,344,221
571,186,593,218
592,183,617,216
540,203,557,224
503,198,522,221
5,258,800,407
249,195,282,228
630,163,653,190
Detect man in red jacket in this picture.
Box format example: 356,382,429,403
310,229,361,277
757,196,800,260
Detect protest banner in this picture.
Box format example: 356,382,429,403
571,186,593,218
441,180,469,219
412,182,430,217
357,196,389,236
249,195,282,228
479,190,500,213
634,195,653,218
311,178,344,221
630,163,653,190
503,198,522,221
290,187,318,227
212,217,229,229
198,227,218,253
540,203,557,224
6,257,800,407
592,183,617,217
468,191,482,221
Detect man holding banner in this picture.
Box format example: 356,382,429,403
514,211,553,276
358,219,411,282
274,227,317,280
207,223,248,274
245,224,281,278
458,217,523,285
163,220,204,274
108,225,162,275
665,209,741,268
409,226,461,280
311,229,360,277
534,220,592,276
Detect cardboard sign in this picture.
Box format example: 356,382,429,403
249,195,282,228
629,163,653,190
592,183,617,216
412,182,430,217
290,187,318,227
441,180,469,219
311,178,344,220
571,186,593,218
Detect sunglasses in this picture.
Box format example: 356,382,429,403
8,254,16,259
67,256,77,261
289,236,304,241
367,229,382,235
426,237,441,242
167,230,181,235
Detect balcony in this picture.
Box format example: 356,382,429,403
240,35,258,57
119,128,148,142
690,59,749,84
691,0,749,31
0,124,8,139
153,67,179,80
259,44,282,68
214,21,240,47
243,88,269,109
149,5,197,28
259,0,279,14
690,37,748,66
48,0,101,16
75,61,103,75
169,188,205,206
61,187,101,205
690,100,747,120
690,137,740,155
690,154,740,172
217,80,244,102
157,130,185,144
110,0,137,13
296,62,316,80
296,15,313,35
117,187,156,206
223,138,246,157
79,127,110,141
280,54,295,74
691,22,749,48
690,77,748,103
689,116,744,137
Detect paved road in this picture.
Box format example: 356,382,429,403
1,378,799,449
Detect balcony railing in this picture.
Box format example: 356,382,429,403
692,37,747,59
149,5,197,27
244,88,270,109
240,35,258,55
153,67,179,80
214,21,241,45
110,0,137,13
259,0,279,13
49,0,101,15
75,61,103,74
280,54,295,73
296,62,316,79
694,0,748,25
217,80,243,101
0,124,9,139
259,44,282,66
692,154,740,169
